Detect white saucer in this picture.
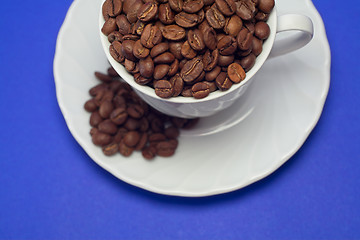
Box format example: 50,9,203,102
54,0,330,197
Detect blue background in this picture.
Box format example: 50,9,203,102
1,0,359,239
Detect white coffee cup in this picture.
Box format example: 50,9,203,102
99,5,313,119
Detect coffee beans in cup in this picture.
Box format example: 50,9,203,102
85,67,199,159
101,0,275,99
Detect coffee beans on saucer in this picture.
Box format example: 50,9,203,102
101,0,275,99
85,67,198,159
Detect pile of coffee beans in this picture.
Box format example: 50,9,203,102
84,67,198,159
101,0,274,99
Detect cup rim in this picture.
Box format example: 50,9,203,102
99,2,278,104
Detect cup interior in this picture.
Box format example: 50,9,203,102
99,2,277,104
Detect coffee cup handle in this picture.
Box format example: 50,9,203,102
268,14,314,58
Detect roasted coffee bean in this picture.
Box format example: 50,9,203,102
127,105,145,119
156,141,176,157
123,131,141,147
175,12,199,28
180,57,204,83
255,11,269,21
110,41,125,62
149,133,167,143
124,118,141,130
236,0,256,20
154,52,175,64
251,0,259,5
122,34,140,41
198,9,205,22
239,52,256,71
237,28,253,51
204,0,215,5
109,81,122,93
255,21,270,40
205,65,221,81
203,49,219,71
192,82,210,99
121,40,136,61
108,31,123,43
170,74,184,96
215,0,236,16
102,90,114,103
244,21,255,34
142,146,157,160
132,41,149,59
224,15,242,36
218,54,234,66
116,15,131,35
123,0,137,14
187,29,205,51
113,128,127,143
216,33,226,42
169,41,184,60
125,59,136,72
95,72,113,83
154,64,170,80
206,6,226,29
150,42,169,58
92,132,113,146
162,25,186,40
84,99,98,112
165,126,180,139
153,20,165,31
179,59,187,69
135,132,148,150
127,0,144,23
135,118,147,133
258,0,274,13
110,107,128,125
102,18,118,36
202,27,217,50
137,2,158,22
103,0,123,19
99,119,118,135
227,63,246,83
90,111,103,127
216,72,233,90
198,20,211,33
204,81,217,92
102,142,119,156
139,56,154,78
154,80,174,98
119,142,134,156
237,48,252,57
167,139,179,149
181,41,197,59
159,3,175,24
113,95,126,108
140,24,162,48
129,62,140,74
183,0,204,13
132,20,146,35
168,59,179,76
169,0,183,12
252,37,263,56
217,35,237,55
194,70,206,83
99,100,114,118
134,73,152,85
